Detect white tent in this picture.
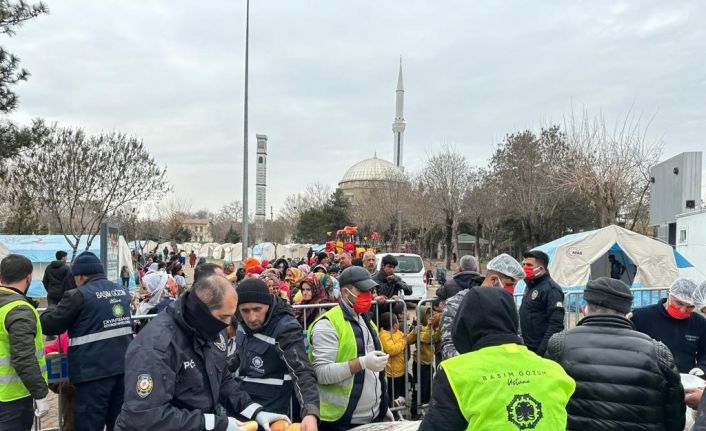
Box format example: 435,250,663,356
118,235,135,274
0,241,9,260
518,225,679,293
252,242,276,261
181,242,201,254
213,243,235,260
199,242,219,258
227,243,243,263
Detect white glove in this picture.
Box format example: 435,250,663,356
34,397,50,418
225,417,243,431
689,368,705,377
359,350,389,372
255,410,290,431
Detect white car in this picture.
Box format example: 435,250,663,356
375,253,427,301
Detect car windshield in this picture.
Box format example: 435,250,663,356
395,256,424,274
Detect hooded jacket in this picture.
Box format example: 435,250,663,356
114,293,259,431
420,287,573,431
234,297,319,420
546,314,685,431
42,260,70,304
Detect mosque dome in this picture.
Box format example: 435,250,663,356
339,157,404,185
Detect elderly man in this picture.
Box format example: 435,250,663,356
435,255,483,304
632,278,706,374
440,253,524,360
234,278,319,431
115,275,288,431
362,252,376,275
308,266,392,431
420,287,575,430
546,277,685,430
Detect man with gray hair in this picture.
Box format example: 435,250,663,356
439,253,524,360
546,277,685,430
435,255,483,304
115,275,289,431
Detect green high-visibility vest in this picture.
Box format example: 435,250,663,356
0,293,47,402
307,305,378,423
441,343,575,431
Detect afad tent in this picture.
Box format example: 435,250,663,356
0,241,9,260
0,234,136,297
516,225,681,295
252,242,276,261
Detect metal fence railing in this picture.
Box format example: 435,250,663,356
563,287,669,328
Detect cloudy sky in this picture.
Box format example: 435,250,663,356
6,1,706,214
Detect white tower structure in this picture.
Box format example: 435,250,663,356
392,59,405,169
255,134,267,243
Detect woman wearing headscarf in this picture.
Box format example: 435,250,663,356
294,274,332,330
285,267,304,303
262,270,289,303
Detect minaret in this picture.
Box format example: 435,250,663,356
392,58,405,169
255,134,267,243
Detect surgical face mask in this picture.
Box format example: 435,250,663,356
494,276,515,295
666,301,693,320
345,288,373,314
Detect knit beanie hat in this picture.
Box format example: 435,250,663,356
72,252,105,276
236,278,273,305
584,277,633,314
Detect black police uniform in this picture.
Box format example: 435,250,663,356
519,272,565,355
114,293,262,431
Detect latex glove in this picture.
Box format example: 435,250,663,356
225,418,243,431
255,411,290,431
690,368,705,377
384,408,395,422
359,350,389,372
300,414,318,431
34,397,49,418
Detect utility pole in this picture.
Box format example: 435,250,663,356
241,0,250,260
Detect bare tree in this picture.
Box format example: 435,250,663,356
279,182,333,235
560,108,662,227
9,126,170,258
419,146,476,269
211,200,242,242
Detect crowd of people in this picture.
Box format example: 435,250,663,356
1,246,706,430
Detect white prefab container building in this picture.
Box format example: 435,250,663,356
676,210,706,277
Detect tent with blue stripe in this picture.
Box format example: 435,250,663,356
0,234,137,297
514,225,685,308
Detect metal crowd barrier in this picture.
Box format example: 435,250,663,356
563,287,669,328
413,298,438,416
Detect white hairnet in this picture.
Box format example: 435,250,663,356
694,280,706,309
669,278,699,305
487,253,525,281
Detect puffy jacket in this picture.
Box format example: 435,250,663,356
546,314,685,431
379,328,407,378
407,324,438,365
234,297,319,419
114,293,259,431
42,260,70,304
519,272,565,355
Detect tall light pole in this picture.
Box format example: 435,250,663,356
241,0,250,259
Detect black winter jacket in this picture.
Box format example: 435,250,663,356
373,271,412,298
113,294,259,431
632,298,706,373
519,272,565,355
546,314,685,431
42,260,69,305
234,297,319,419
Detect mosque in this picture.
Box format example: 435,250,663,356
338,61,407,204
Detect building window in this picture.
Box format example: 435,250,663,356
679,229,687,245
258,156,263,163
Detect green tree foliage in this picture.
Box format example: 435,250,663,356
0,0,48,113
224,225,241,243
295,189,351,243
173,225,192,243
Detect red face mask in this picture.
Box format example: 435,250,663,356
503,284,516,295
351,290,373,314
666,303,692,320
523,266,536,281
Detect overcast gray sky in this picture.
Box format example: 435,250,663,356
6,1,706,214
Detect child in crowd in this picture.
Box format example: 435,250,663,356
379,312,410,409
407,305,440,417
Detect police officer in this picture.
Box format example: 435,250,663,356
41,251,133,431
234,279,319,431
420,287,575,430
114,275,289,431
519,250,565,355
0,254,49,430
